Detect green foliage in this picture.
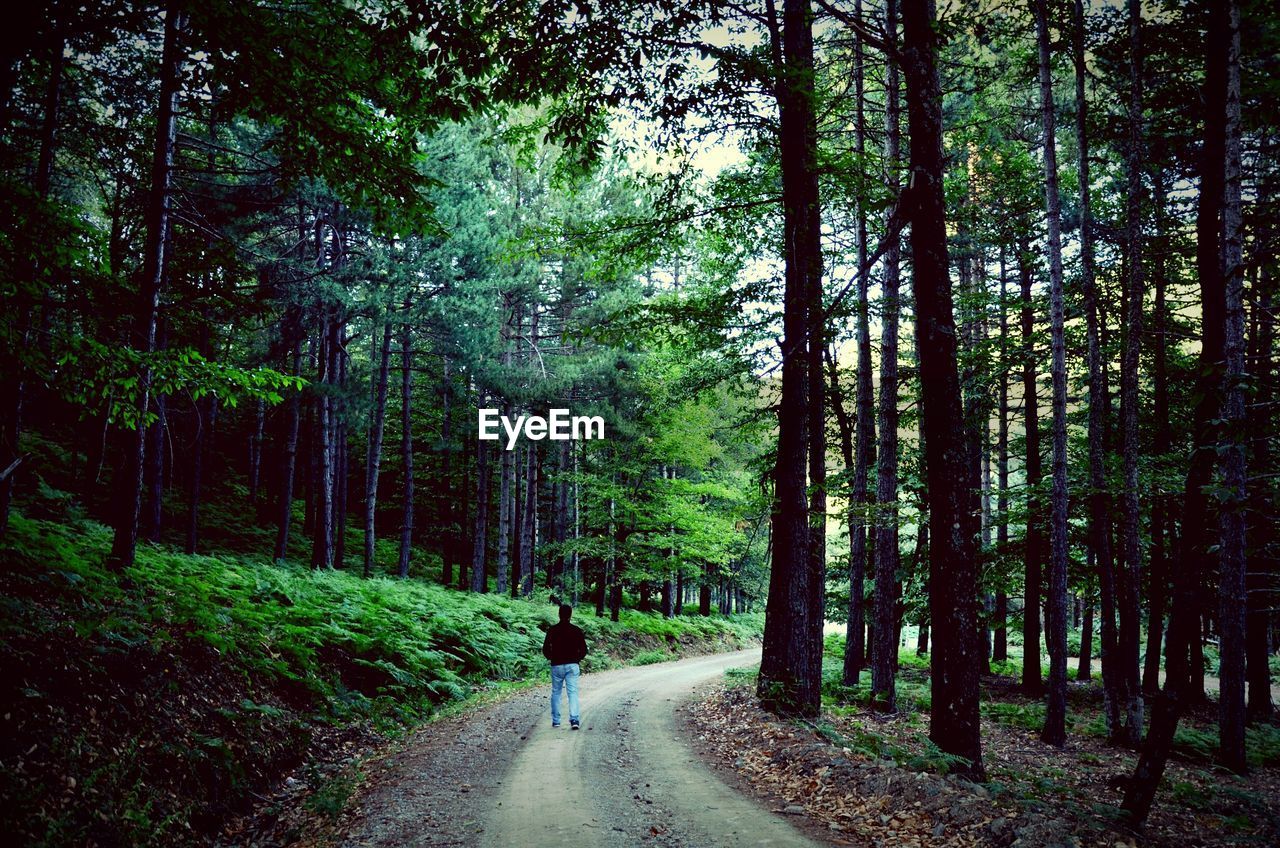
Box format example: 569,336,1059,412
0,513,763,845
52,340,303,429
983,701,1046,732
1245,724,1280,769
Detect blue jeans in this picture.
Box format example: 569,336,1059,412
550,663,580,725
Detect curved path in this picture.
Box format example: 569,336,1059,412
479,649,820,848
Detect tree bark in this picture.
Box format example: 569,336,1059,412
1114,0,1146,748
1123,0,1233,820
1073,0,1123,738
364,317,393,577
108,3,186,569
470,424,491,593
901,0,984,779
553,437,571,592
758,0,824,718
1018,234,1045,698
398,322,414,579
1246,262,1275,724
249,398,265,509
993,250,1010,664
1079,589,1095,680
440,357,454,585
310,316,337,569
274,334,302,561
870,0,900,713
496,310,514,595
519,436,537,596
1216,0,1247,772
829,352,864,682
334,348,349,569
1033,0,1072,747
1144,170,1172,696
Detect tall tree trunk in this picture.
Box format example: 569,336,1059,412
471,425,491,593
553,438,571,592
1216,0,1247,772
993,250,1010,664
511,446,523,598
516,308,540,596
829,353,864,682
1145,170,1172,695
108,4,186,569
496,315,514,595
519,438,537,596
440,357,454,585
1018,235,1045,697
143,311,171,545
458,427,472,589
1123,0,1233,820
398,323,415,578
870,0,901,712
1114,0,1146,748
1246,262,1275,724
902,0,984,779
1074,0,1123,738
143,386,166,543
274,335,302,561
311,317,337,570
1079,583,1095,680
334,349,349,569
1034,0,1071,746
249,398,265,509
364,318,393,576
828,1,866,682
758,0,824,718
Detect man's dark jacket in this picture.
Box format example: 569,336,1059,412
542,621,588,665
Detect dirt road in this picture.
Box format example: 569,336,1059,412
480,649,820,848
325,648,820,848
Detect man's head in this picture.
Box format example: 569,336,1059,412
558,603,573,623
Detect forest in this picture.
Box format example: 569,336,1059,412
0,0,1277,846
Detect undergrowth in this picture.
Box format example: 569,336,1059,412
0,512,763,846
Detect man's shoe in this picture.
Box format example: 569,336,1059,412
570,720,580,730
552,722,560,728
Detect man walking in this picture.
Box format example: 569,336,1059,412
542,604,588,729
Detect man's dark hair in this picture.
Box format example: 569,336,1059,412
558,603,573,623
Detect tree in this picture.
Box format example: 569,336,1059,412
397,318,415,579
365,313,394,576
1018,231,1044,698
107,3,186,569
1216,0,1248,774
901,0,984,780
1123,0,1237,821
758,0,826,718
870,0,901,714
1031,0,1071,749
1116,0,1146,748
